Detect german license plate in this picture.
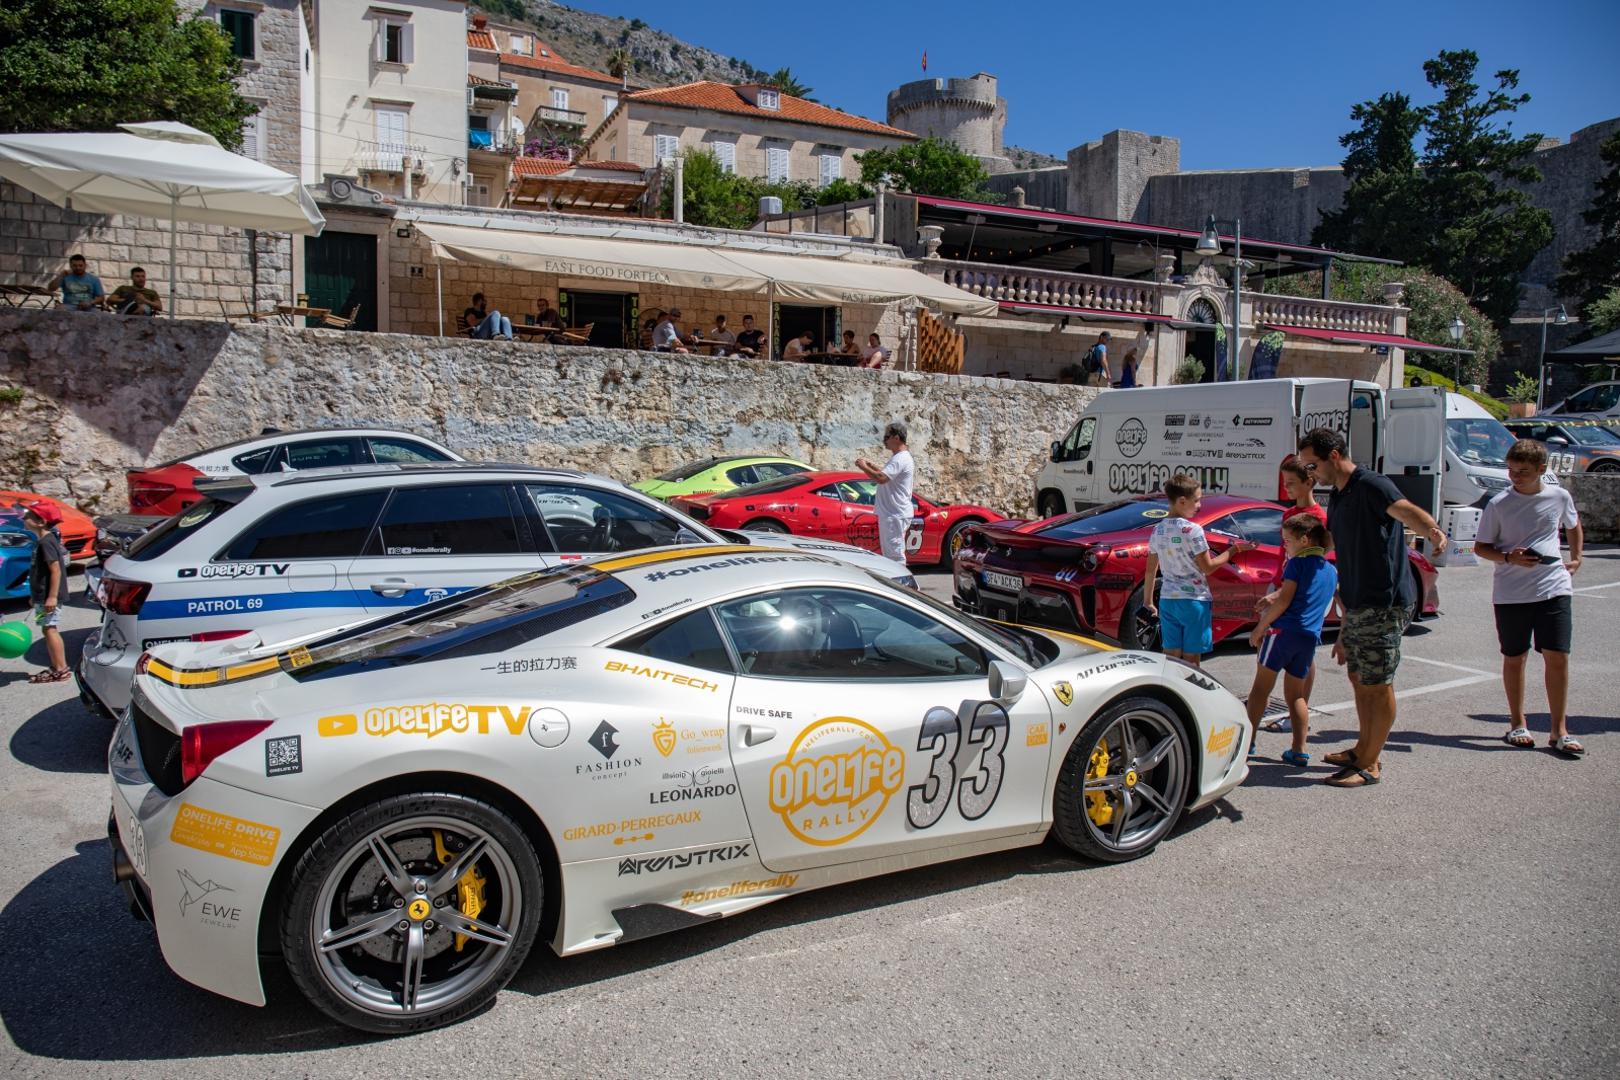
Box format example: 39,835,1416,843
983,571,1023,592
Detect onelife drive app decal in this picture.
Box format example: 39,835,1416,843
768,717,905,846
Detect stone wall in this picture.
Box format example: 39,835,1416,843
1068,131,1181,223
886,74,1010,173
0,309,1096,518
984,166,1069,211
1563,473,1620,542
1139,167,1350,240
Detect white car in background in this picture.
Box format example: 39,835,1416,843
107,544,1251,1032
79,463,917,715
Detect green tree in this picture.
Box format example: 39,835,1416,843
1585,287,1620,335
0,0,255,149
765,67,813,100
1313,93,1425,259
659,148,814,230
813,177,868,206
854,137,998,202
1556,131,1620,317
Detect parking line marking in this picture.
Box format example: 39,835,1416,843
1572,581,1620,594
1400,655,1494,677
1312,673,1498,715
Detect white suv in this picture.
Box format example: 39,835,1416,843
78,462,916,714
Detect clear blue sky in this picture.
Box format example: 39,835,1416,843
576,0,1620,169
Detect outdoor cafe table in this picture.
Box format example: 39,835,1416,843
274,303,330,326
514,324,590,344
0,283,56,308
791,351,860,367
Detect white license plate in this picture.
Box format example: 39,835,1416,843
983,571,1023,592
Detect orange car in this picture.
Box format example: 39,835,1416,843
0,491,97,562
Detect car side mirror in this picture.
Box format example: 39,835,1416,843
674,527,704,544
1050,441,1063,462
987,659,1026,703
1545,436,1568,447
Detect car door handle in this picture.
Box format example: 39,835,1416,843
370,579,418,598
740,724,776,747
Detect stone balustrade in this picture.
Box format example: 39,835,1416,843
1250,294,1400,335
928,260,1165,315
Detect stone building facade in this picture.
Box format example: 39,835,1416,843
886,74,1011,174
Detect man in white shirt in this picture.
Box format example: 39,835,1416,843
1473,438,1585,756
783,330,814,360
706,314,737,356
856,421,915,565
652,309,690,353
858,333,889,369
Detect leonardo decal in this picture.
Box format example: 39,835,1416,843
617,842,752,877
768,717,905,846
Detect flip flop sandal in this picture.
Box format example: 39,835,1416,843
1263,718,1292,733
1280,749,1311,767
28,668,71,684
1324,765,1380,788
1322,749,1359,768
1548,735,1586,758
1502,727,1535,749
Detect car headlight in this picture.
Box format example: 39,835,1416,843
0,533,31,548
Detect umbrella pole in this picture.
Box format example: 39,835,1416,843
436,257,444,337
168,195,178,319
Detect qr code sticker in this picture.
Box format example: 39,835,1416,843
265,735,302,777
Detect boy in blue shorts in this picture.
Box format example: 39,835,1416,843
1142,474,1251,667
1245,514,1337,764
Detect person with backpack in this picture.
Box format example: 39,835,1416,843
1082,332,1112,387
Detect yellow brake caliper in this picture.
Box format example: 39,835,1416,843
1085,739,1114,826
433,830,487,952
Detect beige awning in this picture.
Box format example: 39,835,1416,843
418,221,767,293
416,220,998,316
719,248,999,316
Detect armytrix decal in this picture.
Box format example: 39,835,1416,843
617,843,752,877
680,874,799,906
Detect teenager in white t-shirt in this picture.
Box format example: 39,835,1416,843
1473,439,1585,756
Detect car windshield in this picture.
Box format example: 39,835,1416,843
1446,418,1515,466
1036,499,1167,540
283,566,634,680
865,572,1061,668
653,457,727,482
124,498,236,561
1565,424,1620,446
718,473,811,499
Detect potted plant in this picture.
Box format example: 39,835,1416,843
1174,356,1205,385
1504,371,1538,417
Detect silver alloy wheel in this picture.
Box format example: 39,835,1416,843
1080,709,1188,854
311,815,523,1018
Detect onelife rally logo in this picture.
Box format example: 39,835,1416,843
768,717,904,846
1115,417,1148,458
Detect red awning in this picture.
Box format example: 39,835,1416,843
1001,301,1173,324
1264,324,1473,355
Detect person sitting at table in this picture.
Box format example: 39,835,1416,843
734,314,766,358
653,310,691,354
109,267,162,316
639,313,661,350
48,253,105,312
533,296,563,331
706,314,737,356
783,330,814,361
463,292,513,340
837,329,861,358
859,333,889,369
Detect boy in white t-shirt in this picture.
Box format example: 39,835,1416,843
1473,438,1585,757
1142,474,1251,666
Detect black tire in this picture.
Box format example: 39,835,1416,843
939,519,978,568
742,518,788,534
1052,696,1190,863
1589,460,1620,474
1038,490,1066,518
280,792,544,1034
1119,584,1160,650
1408,565,1425,629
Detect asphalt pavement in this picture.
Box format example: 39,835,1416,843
1,551,1616,1079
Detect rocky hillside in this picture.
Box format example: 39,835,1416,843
474,2,1061,164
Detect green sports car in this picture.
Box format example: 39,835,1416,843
633,455,812,501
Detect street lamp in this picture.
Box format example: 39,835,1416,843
1195,215,1243,380
1536,304,1568,410
1448,315,1465,387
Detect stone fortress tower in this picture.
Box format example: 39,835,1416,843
887,72,1013,174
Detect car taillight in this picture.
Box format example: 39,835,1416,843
135,651,152,676
180,720,273,786
191,629,251,642
128,480,176,513
102,577,152,615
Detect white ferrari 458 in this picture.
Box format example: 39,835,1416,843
108,544,1250,1033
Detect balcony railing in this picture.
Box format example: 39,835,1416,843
531,105,587,128
357,140,428,174
929,260,1168,316
468,131,525,155
1250,295,1400,336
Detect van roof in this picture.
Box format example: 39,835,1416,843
1445,392,1497,420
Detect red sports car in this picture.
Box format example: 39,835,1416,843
671,470,1006,567
953,494,1439,649
0,490,97,562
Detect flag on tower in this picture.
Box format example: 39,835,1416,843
921,51,928,72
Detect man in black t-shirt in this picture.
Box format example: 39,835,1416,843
734,314,766,358
1296,427,1446,788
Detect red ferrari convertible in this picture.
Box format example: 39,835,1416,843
672,470,1006,567
953,494,1439,649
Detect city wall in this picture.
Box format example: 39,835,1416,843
0,309,1095,518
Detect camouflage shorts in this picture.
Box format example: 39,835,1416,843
1340,605,1412,686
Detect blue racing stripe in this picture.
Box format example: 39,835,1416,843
140,587,474,620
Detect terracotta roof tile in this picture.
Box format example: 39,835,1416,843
622,81,914,139
500,50,620,86
511,157,645,177
467,29,495,50
467,73,507,88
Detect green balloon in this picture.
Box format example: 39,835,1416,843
0,621,32,660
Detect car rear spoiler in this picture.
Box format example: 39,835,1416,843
193,477,259,503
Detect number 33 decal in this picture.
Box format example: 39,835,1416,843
906,701,1010,829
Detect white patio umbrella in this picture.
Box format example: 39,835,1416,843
0,121,324,317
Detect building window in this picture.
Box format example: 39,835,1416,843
510,33,532,56
713,138,736,175
376,108,409,155
758,88,780,110
551,87,570,112
377,17,413,65
818,152,842,187
766,145,789,182
239,111,266,162
219,8,255,60
654,134,680,165
603,93,618,117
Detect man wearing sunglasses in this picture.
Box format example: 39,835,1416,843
1295,428,1446,788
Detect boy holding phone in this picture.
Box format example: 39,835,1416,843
1473,439,1585,756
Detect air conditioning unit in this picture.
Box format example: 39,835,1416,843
467,87,476,109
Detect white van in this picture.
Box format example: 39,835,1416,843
1442,393,1514,506
1037,377,1445,524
